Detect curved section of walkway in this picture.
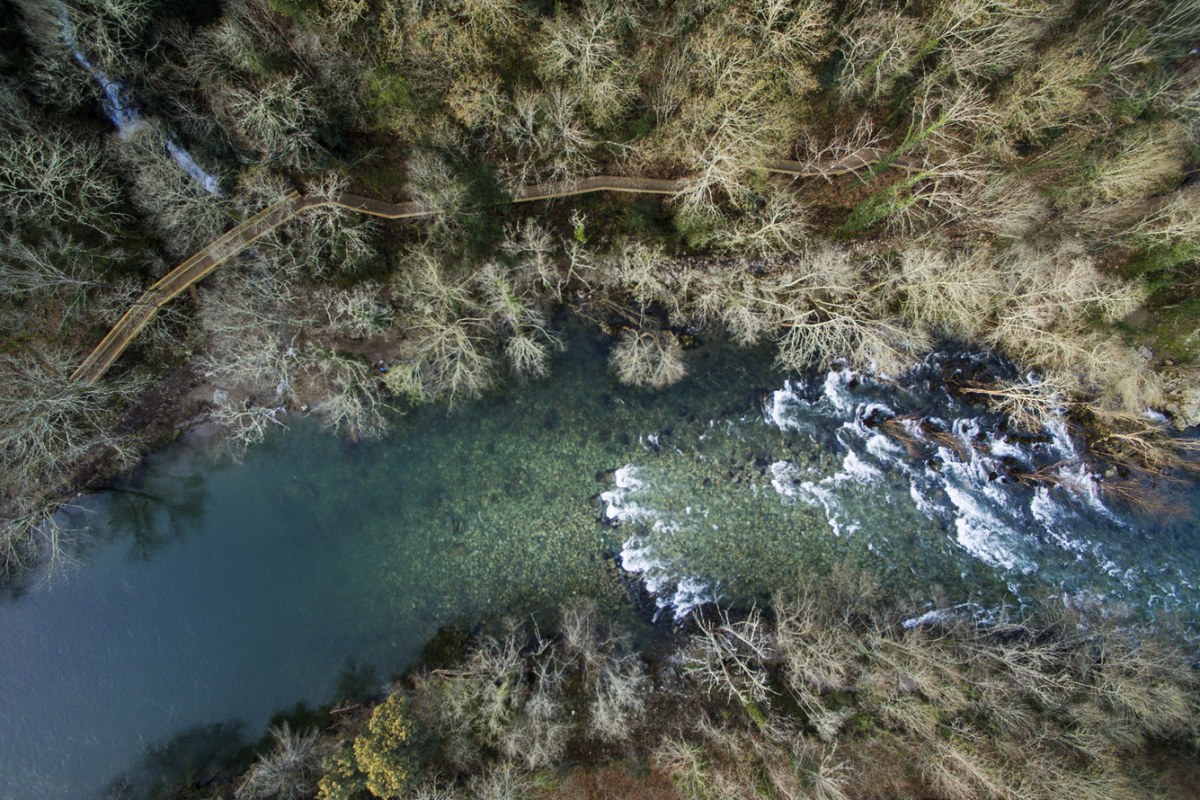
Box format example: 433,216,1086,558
70,192,303,383
71,151,905,383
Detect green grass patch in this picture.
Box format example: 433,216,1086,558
266,0,320,24
838,173,926,235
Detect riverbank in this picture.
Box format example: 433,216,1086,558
33,286,1197,599
5,1,1200,585
182,578,1200,800
5,324,1200,798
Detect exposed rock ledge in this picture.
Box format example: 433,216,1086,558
1161,368,1200,430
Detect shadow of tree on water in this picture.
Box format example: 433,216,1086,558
99,719,250,800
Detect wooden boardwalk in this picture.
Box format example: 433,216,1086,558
70,151,904,383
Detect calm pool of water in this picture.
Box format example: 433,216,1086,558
2,328,1198,799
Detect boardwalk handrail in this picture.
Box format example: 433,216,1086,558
70,151,909,383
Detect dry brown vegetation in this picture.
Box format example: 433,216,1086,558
2,0,1199,576
405,600,648,777
218,570,1200,800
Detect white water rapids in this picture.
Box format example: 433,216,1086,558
602,356,1199,625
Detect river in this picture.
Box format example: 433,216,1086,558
2,326,1198,799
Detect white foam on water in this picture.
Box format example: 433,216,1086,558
599,465,661,526
942,484,1033,573
822,368,859,413
902,602,993,629
669,576,716,618
1043,417,1078,461
902,608,951,628
1053,463,1128,528
909,481,941,517
763,380,809,432
862,402,897,422
795,480,857,536
1144,408,1171,425
619,360,1160,621
769,460,801,500
602,465,717,620
758,367,1136,581
1030,487,1067,537
618,537,715,621
840,450,882,483
166,140,222,195
865,430,903,462
988,435,1028,462
769,448,877,536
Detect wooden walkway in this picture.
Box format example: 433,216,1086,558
70,150,903,383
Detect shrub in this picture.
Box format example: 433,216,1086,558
318,692,417,800
236,723,321,800
1083,123,1187,204
609,329,687,389
315,748,365,800
355,693,418,798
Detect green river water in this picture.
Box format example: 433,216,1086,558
2,326,1198,799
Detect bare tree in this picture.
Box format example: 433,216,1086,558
317,284,393,340
996,46,1098,146
930,0,1065,83
960,373,1076,432
1126,188,1200,248
197,264,298,394
110,121,231,256
1083,123,1187,203
535,0,638,126
278,173,376,278
0,232,107,308
493,87,597,186
235,722,321,800
639,0,823,218
897,242,1000,341
297,349,387,440
0,125,122,233
225,74,320,170
0,349,143,577
710,185,811,256
500,218,565,303
0,350,143,502
683,605,776,707
836,6,924,100
795,117,887,181
609,329,687,389
405,149,470,236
